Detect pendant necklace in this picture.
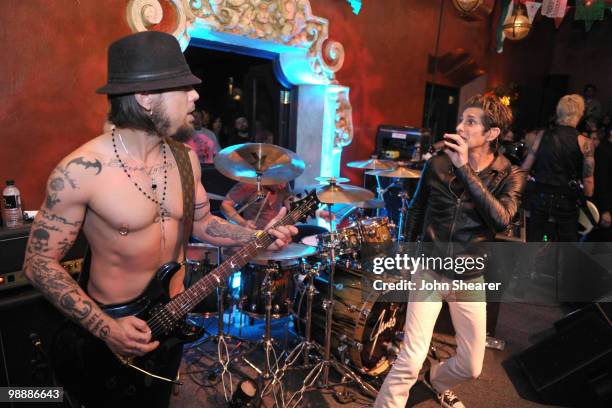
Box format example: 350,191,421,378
111,126,169,247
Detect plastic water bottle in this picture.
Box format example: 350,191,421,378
2,180,24,228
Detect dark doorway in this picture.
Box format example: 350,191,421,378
184,45,293,150
184,45,295,208
422,82,460,141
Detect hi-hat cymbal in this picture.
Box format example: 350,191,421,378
347,158,397,170
214,143,305,185
206,192,228,201
253,243,317,262
316,183,375,204
366,167,422,179
355,198,386,209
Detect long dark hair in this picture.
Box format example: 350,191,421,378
107,94,156,133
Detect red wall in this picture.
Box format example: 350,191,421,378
0,1,608,207
0,0,131,210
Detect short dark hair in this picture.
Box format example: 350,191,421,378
584,83,597,93
107,94,156,133
465,94,513,151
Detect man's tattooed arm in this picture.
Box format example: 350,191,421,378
23,158,111,341
23,216,111,340
194,215,256,246
581,138,595,197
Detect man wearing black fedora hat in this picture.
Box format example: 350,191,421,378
23,31,296,407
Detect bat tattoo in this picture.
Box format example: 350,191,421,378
67,157,102,175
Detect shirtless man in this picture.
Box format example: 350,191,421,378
23,31,296,406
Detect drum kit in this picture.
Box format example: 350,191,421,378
185,144,422,406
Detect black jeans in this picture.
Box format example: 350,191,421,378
527,192,579,242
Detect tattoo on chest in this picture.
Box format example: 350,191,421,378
107,158,175,175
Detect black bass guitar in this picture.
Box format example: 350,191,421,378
51,191,319,406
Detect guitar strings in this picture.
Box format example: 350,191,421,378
146,199,316,337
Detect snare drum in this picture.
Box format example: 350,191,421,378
240,259,301,318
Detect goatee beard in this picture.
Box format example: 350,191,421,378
172,125,195,142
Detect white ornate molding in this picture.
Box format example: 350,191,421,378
126,0,345,82
330,86,353,148
125,0,354,182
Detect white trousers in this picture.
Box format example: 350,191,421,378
374,271,487,408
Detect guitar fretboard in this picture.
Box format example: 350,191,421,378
161,195,317,321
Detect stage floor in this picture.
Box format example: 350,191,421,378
170,302,567,408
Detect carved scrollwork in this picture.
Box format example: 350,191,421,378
127,0,190,43
181,0,343,81
332,88,353,148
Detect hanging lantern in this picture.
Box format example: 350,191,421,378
452,0,483,14
503,3,531,41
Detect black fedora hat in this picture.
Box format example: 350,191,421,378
96,31,201,95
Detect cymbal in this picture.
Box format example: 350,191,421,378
366,167,422,179
214,143,305,185
354,198,386,209
315,176,350,184
347,158,397,170
316,183,375,204
252,243,317,262
206,192,228,201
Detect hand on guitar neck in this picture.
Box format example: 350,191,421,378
262,206,299,251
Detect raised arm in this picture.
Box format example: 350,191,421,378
578,134,595,198
456,165,526,232
188,150,295,247
23,152,158,357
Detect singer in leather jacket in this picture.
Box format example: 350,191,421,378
405,152,526,279
375,94,526,408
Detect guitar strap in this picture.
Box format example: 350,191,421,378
165,137,195,254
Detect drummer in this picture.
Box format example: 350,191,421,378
221,182,293,230
221,181,333,241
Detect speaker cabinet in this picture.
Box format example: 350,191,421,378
0,289,65,388
516,304,612,407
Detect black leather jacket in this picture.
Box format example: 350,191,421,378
406,153,526,278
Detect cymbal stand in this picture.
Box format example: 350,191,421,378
234,264,285,407
396,189,410,241
276,262,322,374
187,280,250,401
236,174,267,216
286,203,378,408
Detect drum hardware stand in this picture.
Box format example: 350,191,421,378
396,190,410,241
286,202,378,408
232,263,286,407
187,283,253,401
236,174,268,217
276,262,322,377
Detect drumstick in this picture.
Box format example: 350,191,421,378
253,191,271,226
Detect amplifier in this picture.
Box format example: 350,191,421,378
0,223,88,291
375,125,431,161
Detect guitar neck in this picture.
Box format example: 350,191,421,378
164,200,314,319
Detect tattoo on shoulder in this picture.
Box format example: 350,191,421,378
45,164,82,209
67,156,102,175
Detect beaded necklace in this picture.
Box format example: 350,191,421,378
111,126,169,246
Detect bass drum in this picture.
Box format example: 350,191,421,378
293,266,406,377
